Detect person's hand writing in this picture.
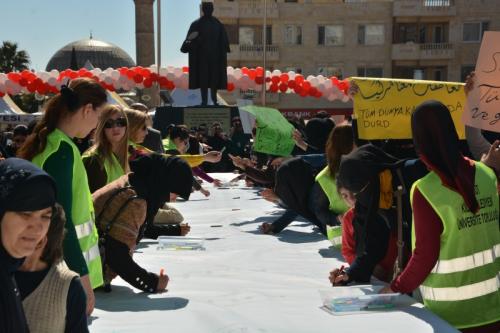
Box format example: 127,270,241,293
156,269,169,293
212,179,223,187
329,266,349,286
179,223,191,236
200,187,210,197
204,151,222,163
229,154,246,170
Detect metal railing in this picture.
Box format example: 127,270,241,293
240,44,279,53
419,43,453,51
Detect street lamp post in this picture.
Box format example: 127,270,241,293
261,0,267,106
156,0,162,104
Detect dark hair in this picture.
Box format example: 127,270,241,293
40,204,66,265
13,125,28,137
326,124,354,177
169,125,189,141
19,78,107,161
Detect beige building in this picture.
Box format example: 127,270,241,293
213,0,500,112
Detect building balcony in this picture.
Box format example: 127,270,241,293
392,43,454,60
393,0,456,16
228,44,280,62
214,1,279,19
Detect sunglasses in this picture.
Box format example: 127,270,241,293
104,118,127,129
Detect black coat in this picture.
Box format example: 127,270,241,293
182,15,230,90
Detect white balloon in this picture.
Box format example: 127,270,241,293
104,67,114,75
0,73,6,84
50,69,59,78
233,69,242,79
272,69,281,76
47,77,57,86
159,67,168,76
111,70,120,80
104,77,113,85
309,77,319,87
91,68,102,76
174,68,183,78
287,71,296,80
0,82,5,93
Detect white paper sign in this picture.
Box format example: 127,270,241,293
465,31,500,132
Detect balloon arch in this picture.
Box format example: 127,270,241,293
0,66,350,102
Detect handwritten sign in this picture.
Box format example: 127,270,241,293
240,105,295,157
465,31,500,132
352,77,466,140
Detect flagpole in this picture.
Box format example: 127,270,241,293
261,0,267,106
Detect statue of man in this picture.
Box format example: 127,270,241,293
181,0,230,106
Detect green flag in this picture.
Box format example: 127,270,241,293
241,105,295,156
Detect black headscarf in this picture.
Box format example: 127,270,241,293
129,153,193,223
305,118,335,153
411,100,478,212
0,158,57,333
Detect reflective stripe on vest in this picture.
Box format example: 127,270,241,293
315,166,349,215
74,220,94,239
431,244,500,274
32,129,103,289
419,273,500,302
82,244,101,264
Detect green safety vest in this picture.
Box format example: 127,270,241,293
162,138,177,152
315,166,349,214
316,167,349,249
32,129,103,289
326,225,342,249
410,162,499,329
83,151,125,185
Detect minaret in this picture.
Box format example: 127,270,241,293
134,0,159,106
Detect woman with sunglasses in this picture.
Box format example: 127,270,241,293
18,78,106,316
83,105,130,193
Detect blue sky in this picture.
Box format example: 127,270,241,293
0,0,200,70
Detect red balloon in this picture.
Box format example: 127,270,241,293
295,75,304,84
299,90,308,97
309,87,318,96
141,68,151,78
302,81,311,90
270,84,279,93
78,68,88,76
255,76,264,85
256,67,264,76
241,67,249,75
7,72,21,82
18,78,28,87
227,82,235,92
280,73,289,83
288,80,296,89
271,76,280,85
279,83,288,93
27,82,37,93
248,69,256,80
133,74,143,84
0,92,4,97
143,78,153,88
69,71,78,79
331,77,340,86
315,91,323,98
182,66,189,73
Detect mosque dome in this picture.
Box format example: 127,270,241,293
46,37,135,71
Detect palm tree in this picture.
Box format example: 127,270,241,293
0,41,30,73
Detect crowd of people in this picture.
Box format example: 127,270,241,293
0,73,499,333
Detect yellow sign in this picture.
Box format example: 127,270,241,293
352,77,466,140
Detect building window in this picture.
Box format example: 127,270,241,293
284,25,302,45
318,66,343,78
463,22,489,42
357,67,383,77
239,27,255,45
318,25,344,46
461,65,475,81
358,24,385,45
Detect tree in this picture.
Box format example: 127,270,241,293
0,41,30,73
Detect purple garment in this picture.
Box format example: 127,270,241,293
192,166,214,183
